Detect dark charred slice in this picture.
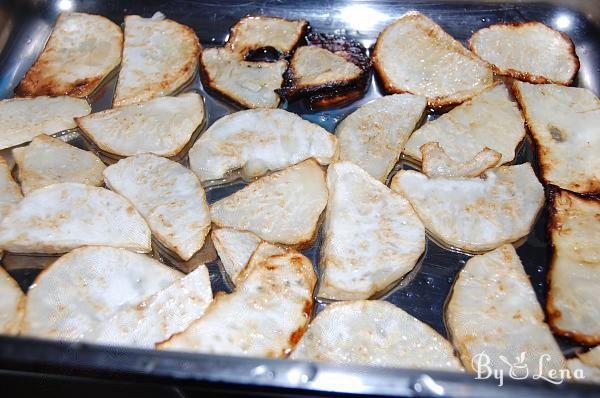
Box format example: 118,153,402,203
226,16,309,61
278,33,371,108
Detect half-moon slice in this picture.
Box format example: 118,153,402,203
104,154,211,261
0,158,22,219
113,13,200,106
210,160,327,246
390,164,544,252
188,109,337,182
88,265,212,348
15,12,123,98
568,347,600,384
227,16,308,56
0,183,151,254
420,142,501,178
404,84,525,164
21,246,181,341
513,81,600,195
335,93,427,182
13,134,105,195
372,12,494,108
0,96,91,150
291,300,462,371
318,162,425,300
76,92,204,158
200,47,287,109
211,228,261,285
279,34,371,107
159,245,316,357
547,189,600,345
0,266,24,335
446,244,566,378
469,22,579,85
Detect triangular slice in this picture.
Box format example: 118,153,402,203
446,244,566,378
113,13,200,106
279,34,371,106
211,228,261,285
390,164,544,252
513,81,600,195
404,84,525,164
13,134,105,195
189,109,337,181
158,245,316,356
420,142,501,178
0,158,22,219
210,160,327,245
319,162,425,300
0,96,90,150
373,12,494,107
104,154,210,261
0,266,24,335
77,92,204,158
15,12,122,97
469,22,579,85
291,300,463,371
21,246,182,341
200,47,287,108
547,189,600,345
568,347,600,384
335,94,427,182
226,16,307,56
87,265,212,348
0,183,151,254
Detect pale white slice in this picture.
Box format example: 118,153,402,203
0,183,151,254
104,154,210,261
227,16,307,54
568,347,600,384
113,14,200,106
88,265,212,348
513,81,600,194
420,142,501,178
404,84,525,164
189,109,337,181
211,228,261,285
210,160,327,246
335,94,427,182
77,92,204,157
13,134,105,195
0,266,24,335
159,246,316,357
289,46,361,88
22,246,181,341
547,190,600,345
0,158,22,219
15,12,122,97
201,47,287,108
373,12,494,107
291,300,462,371
0,96,91,150
318,162,424,300
447,244,566,378
469,22,579,85
390,164,544,252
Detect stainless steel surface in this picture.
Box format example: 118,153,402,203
0,0,599,396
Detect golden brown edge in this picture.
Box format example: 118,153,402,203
112,15,201,107
372,11,494,108
15,12,124,98
545,187,600,346
468,21,580,86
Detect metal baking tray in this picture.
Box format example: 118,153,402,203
0,0,599,396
